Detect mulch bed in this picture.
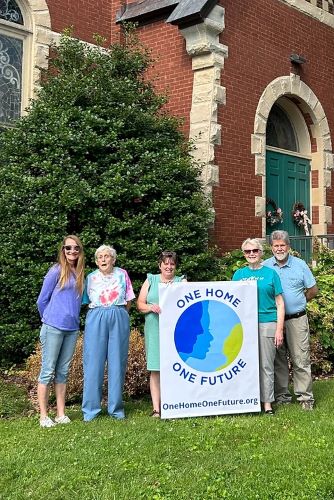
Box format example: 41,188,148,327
1,370,334,417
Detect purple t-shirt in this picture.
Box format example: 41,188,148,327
37,264,82,331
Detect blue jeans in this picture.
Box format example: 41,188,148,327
38,324,78,385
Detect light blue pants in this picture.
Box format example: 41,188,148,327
38,324,78,385
82,306,130,421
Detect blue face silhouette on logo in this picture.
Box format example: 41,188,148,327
174,300,243,372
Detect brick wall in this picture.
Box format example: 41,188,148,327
211,0,334,251
46,0,121,44
136,21,193,132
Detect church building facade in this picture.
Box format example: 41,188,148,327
1,0,334,253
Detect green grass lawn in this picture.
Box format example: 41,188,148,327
1,379,334,500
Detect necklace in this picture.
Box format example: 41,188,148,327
160,278,174,284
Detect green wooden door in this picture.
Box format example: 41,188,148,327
266,150,311,258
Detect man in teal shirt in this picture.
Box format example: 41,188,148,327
264,230,318,410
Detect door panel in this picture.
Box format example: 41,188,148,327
266,150,311,259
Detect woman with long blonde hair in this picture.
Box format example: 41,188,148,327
37,235,85,427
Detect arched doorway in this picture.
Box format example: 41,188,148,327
265,97,312,257
252,75,333,248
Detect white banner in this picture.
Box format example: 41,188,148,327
159,281,260,419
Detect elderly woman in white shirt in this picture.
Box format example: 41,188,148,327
82,245,135,421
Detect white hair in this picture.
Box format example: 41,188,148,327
241,238,263,252
95,245,117,260
270,230,290,246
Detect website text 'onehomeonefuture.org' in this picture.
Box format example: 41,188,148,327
162,397,259,410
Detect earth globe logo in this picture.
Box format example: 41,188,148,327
174,300,243,372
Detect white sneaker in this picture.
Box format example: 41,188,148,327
300,401,314,411
40,416,56,428
55,415,71,424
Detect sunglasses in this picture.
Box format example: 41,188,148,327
63,245,80,252
243,248,260,255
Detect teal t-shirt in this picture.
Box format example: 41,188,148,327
232,265,283,323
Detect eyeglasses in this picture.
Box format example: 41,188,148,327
243,249,260,255
97,253,114,260
63,245,80,252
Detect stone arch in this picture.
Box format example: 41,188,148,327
251,73,334,237
26,0,53,80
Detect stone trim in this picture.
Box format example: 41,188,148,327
29,0,53,94
305,0,334,14
252,73,334,236
279,0,334,27
180,4,227,196
6,0,53,110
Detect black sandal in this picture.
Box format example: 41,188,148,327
265,409,274,415
151,410,160,418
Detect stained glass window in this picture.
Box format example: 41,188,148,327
0,0,23,25
0,34,22,123
266,104,298,152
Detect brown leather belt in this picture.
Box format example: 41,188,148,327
285,310,306,321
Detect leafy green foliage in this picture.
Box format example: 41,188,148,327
214,249,246,281
312,240,334,275
307,245,334,371
0,33,218,365
308,274,334,350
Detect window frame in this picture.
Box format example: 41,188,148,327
0,2,32,125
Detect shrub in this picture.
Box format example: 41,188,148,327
24,329,149,402
305,244,334,372
124,329,150,398
312,241,334,275
214,249,245,281
310,336,333,375
0,31,218,366
307,273,334,370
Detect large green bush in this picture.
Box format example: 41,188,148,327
0,31,218,366
307,244,334,372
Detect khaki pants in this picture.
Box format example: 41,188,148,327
259,323,277,403
274,314,314,403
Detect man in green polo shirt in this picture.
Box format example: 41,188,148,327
264,230,318,410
